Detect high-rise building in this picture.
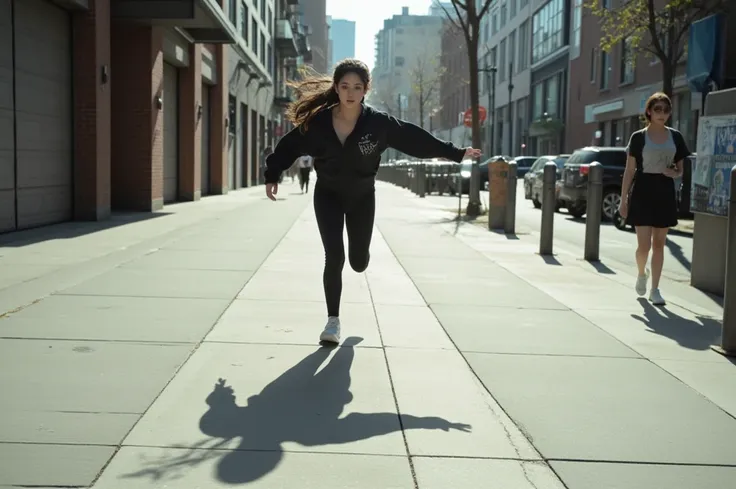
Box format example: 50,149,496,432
327,18,356,73
370,7,444,128
301,0,329,74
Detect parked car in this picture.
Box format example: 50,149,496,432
524,156,555,201
530,155,571,209
558,147,628,220
513,156,539,178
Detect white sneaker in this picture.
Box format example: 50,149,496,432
649,288,666,306
319,317,341,344
635,269,650,296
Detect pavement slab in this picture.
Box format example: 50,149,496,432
57,268,255,300
464,352,736,466
430,304,640,358
385,347,540,460
238,268,371,304
93,447,415,488
0,294,229,342
412,457,566,489
0,443,116,487
550,461,736,489
122,342,409,457
206,299,382,347
374,303,456,350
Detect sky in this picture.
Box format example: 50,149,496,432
325,0,436,72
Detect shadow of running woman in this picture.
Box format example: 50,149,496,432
195,336,471,484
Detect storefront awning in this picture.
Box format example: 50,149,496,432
687,14,723,93
112,0,238,44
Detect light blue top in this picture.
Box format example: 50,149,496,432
641,127,676,174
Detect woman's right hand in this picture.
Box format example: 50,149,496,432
266,183,278,201
618,200,628,219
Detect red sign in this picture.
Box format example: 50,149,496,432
463,106,487,127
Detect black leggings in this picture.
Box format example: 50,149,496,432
313,183,375,317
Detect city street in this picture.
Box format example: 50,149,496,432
1,179,734,488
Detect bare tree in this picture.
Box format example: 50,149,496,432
586,0,729,98
368,73,401,115
409,49,445,129
436,0,495,216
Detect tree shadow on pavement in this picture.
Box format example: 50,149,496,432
631,298,724,352
120,336,471,485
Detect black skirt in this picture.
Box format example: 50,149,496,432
626,172,678,228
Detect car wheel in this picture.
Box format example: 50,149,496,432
568,205,585,218
601,189,622,221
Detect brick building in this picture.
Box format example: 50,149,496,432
565,2,697,153
434,22,470,148
0,0,310,235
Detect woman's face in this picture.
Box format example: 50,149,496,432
335,72,367,108
647,101,671,125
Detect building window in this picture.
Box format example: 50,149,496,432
490,46,497,68
501,3,507,25
532,0,564,65
600,50,610,89
545,74,559,117
620,38,635,84
499,38,507,81
252,18,258,53
260,32,266,65
260,0,266,22
572,0,582,51
508,30,516,74
395,56,405,66
267,42,273,76
240,1,248,41
533,83,544,120
518,20,529,71
520,0,529,7
229,0,237,26
267,6,272,34
510,0,517,18
590,48,597,82
491,12,498,35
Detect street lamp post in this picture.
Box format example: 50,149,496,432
508,62,514,156
479,62,497,156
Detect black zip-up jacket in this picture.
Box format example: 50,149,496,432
264,104,466,192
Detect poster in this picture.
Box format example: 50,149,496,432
691,114,736,216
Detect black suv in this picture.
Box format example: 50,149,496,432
558,147,627,220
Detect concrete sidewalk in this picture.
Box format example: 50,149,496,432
1,180,735,488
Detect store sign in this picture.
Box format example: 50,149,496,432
691,114,736,216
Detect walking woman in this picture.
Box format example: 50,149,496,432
619,92,691,305
264,59,480,344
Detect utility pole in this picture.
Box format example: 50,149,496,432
508,62,514,156
479,61,497,156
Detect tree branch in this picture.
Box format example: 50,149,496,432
436,1,464,32
478,0,495,20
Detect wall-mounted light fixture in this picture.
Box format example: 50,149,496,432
155,96,163,110
101,65,109,85
197,103,203,120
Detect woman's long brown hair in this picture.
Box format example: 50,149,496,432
286,59,370,131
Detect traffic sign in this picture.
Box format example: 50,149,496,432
463,106,487,127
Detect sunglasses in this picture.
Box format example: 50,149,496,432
651,105,671,114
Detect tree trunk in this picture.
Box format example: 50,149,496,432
466,28,482,216
419,88,425,129
661,60,674,99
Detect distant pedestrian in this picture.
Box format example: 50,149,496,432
297,155,313,193
264,58,480,344
618,92,691,306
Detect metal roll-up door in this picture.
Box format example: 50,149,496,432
14,0,73,230
163,62,179,203
200,83,210,196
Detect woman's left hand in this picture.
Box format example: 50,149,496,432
464,148,482,159
663,168,680,178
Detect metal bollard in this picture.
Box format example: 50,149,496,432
504,162,518,234
539,162,557,255
584,162,604,261
713,166,736,357
419,164,427,198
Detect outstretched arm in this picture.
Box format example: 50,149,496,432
264,127,307,184
384,114,470,163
